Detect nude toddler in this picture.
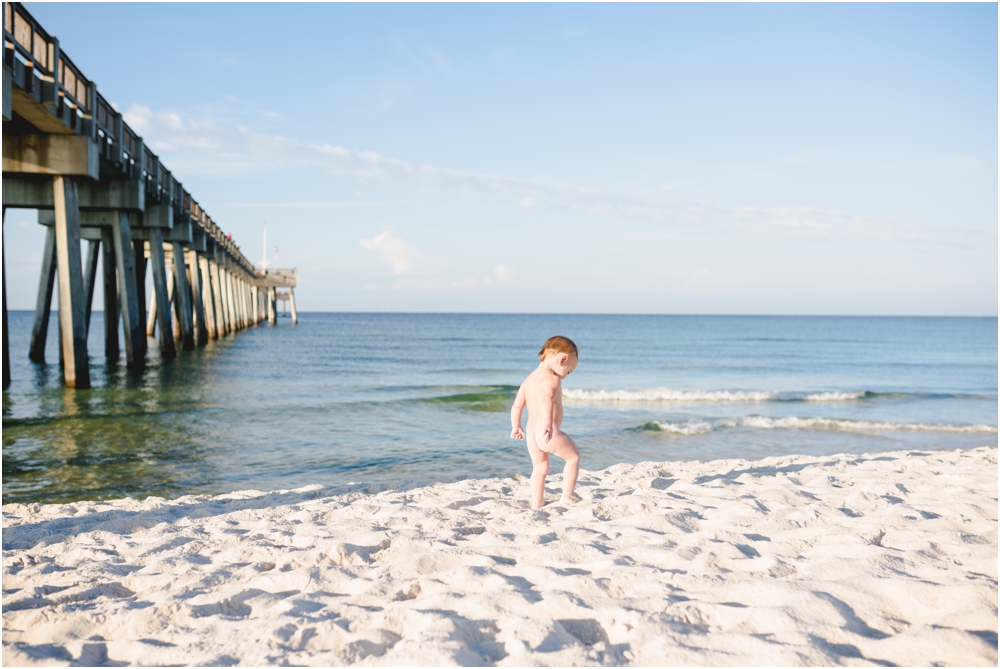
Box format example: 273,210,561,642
510,336,582,509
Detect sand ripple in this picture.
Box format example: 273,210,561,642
3,446,997,666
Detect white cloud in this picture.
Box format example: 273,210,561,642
681,268,722,298
360,232,421,275
122,104,991,248
493,265,515,284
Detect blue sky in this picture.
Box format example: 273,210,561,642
5,2,997,314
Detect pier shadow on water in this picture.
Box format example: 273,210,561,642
2,311,240,504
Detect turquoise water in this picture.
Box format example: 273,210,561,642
2,313,996,504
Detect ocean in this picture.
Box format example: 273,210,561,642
2,313,996,504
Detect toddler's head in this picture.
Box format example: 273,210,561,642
538,335,578,361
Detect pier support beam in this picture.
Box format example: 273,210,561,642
133,239,147,359
2,210,8,389
237,279,245,329
224,269,236,333
216,267,226,334
231,272,240,332
172,243,195,350
29,226,58,362
112,211,144,371
101,228,119,360
53,175,90,389
217,266,230,335
82,240,99,335
212,261,226,336
147,229,176,359
230,273,240,331
201,256,218,340
290,288,298,325
187,250,208,346
239,278,248,329
267,286,276,324
146,290,158,336
167,263,179,340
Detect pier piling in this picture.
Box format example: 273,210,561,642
101,228,119,360
172,242,195,350
53,176,90,389
29,226,57,363
148,229,176,359
201,256,218,340
188,250,208,345
112,211,144,372
82,239,99,335
2,212,8,390
210,261,226,336
146,290,158,337
133,240,148,359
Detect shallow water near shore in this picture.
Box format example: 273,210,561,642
2,313,997,504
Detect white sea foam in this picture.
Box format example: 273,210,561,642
564,388,871,402
649,416,998,434
564,388,780,402
801,391,869,401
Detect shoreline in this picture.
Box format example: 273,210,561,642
3,446,997,666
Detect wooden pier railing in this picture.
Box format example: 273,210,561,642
2,1,297,390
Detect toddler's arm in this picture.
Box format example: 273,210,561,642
510,385,526,439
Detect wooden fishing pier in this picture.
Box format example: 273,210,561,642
2,2,297,390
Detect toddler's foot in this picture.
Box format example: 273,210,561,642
560,492,582,504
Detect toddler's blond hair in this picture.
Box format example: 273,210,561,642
539,336,578,361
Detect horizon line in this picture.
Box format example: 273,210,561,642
8,310,997,319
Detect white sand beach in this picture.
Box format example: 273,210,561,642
3,446,997,666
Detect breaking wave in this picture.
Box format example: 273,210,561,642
564,388,895,403
635,416,999,435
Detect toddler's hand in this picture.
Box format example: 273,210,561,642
510,426,525,440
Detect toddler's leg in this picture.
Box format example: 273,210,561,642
527,441,549,510
546,432,581,503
